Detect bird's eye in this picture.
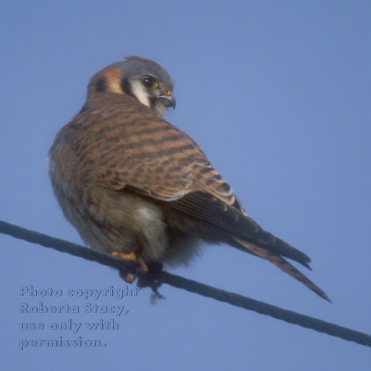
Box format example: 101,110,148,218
142,76,158,89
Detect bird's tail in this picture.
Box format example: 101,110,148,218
233,237,331,302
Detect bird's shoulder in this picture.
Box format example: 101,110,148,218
52,92,243,211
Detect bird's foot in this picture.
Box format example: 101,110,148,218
113,252,165,301
112,251,148,283
137,262,166,303
112,251,148,272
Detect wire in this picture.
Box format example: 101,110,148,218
1,220,370,348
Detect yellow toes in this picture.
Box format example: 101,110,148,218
112,251,148,273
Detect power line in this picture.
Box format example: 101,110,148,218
1,220,370,348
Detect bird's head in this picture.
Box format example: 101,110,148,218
87,56,175,117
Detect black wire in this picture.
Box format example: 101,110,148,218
1,220,370,348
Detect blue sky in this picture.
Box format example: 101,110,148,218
1,1,370,370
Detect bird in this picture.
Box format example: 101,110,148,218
48,56,330,302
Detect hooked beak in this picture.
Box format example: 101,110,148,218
158,93,176,109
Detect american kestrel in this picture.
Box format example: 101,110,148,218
49,56,329,301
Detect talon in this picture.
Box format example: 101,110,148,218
112,251,136,261
112,251,148,273
117,270,136,283
137,257,148,273
121,272,136,284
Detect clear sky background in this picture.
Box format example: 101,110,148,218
1,1,370,370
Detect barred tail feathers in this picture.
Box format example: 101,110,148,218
234,237,331,302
